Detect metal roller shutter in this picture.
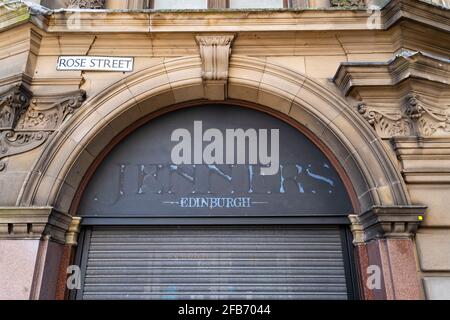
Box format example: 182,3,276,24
79,226,349,300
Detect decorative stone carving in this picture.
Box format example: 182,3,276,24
0,85,31,130
357,95,450,138
357,102,410,137
195,34,235,101
0,130,50,161
330,0,365,7
19,90,86,131
195,35,235,81
68,0,106,9
349,205,427,244
0,89,86,171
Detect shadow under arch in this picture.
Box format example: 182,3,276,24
17,55,411,217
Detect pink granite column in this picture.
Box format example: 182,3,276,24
350,206,426,300
29,237,65,300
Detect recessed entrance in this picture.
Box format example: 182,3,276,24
76,225,352,300
72,104,357,300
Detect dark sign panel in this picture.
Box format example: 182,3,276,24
78,105,352,217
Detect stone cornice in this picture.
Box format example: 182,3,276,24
392,136,450,184
334,51,450,140
334,51,450,97
349,205,427,244
383,0,450,32
0,1,31,31
0,207,72,244
1,0,448,34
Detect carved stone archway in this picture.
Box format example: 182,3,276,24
16,55,424,299
18,55,411,212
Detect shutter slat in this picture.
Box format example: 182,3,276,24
81,226,348,300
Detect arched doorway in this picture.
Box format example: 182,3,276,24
18,56,420,300
71,103,358,300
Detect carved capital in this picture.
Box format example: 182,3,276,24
349,206,426,244
65,217,82,246
357,102,410,138
403,94,450,137
0,85,32,130
195,34,235,81
19,90,86,131
68,0,106,9
357,96,450,138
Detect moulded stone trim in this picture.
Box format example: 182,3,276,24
392,136,450,184
256,88,293,115
3,0,445,34
227,82,259,104
172,83,205,104
382,0,450,32
0,206,72,244
334,51,450,97
53,181,77,214
327,102,409,205
349,205,427,244
17,58,201,206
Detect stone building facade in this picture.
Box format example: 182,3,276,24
0,0,449,300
